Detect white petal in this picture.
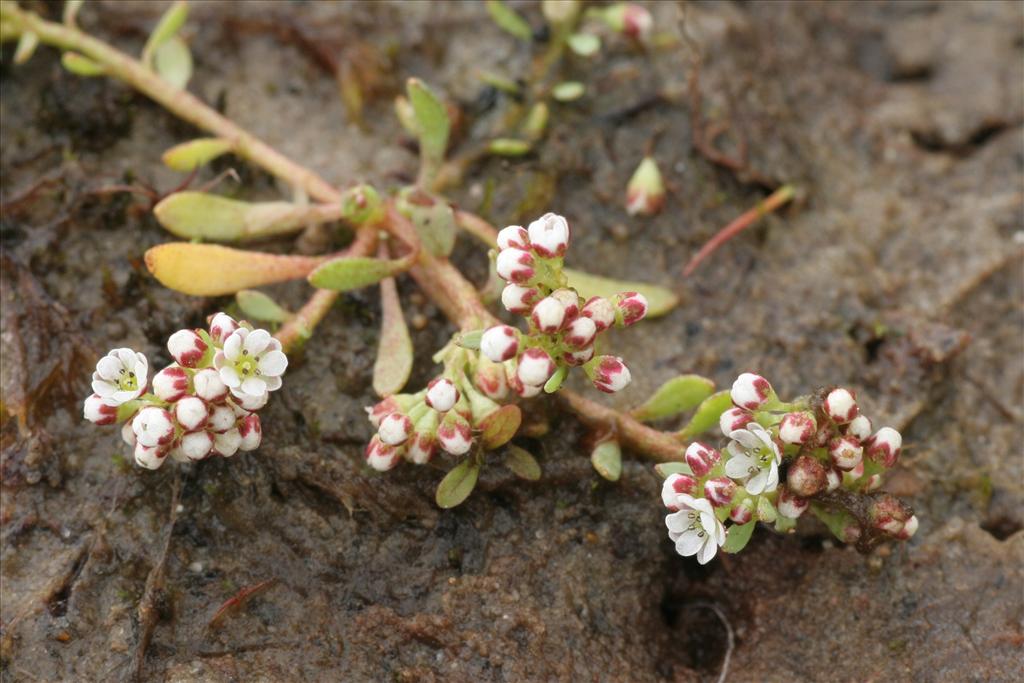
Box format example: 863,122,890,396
697,538,718,565
265,338,282,353
699,510,718,532
726,441,747,459
224,331,243,361
763,463,779,493
112,389,140,404
724,455,753,479
730,428,762,450
675,529,704,557
134,353,149,380
666,511,690,533
258,350,287,376
746,470,768,495
92,378,116,397
241,376,266,397
262,375,282,392
691,498,716,517
219,366,241,388
243,329,271,356
115,348,136,369
713,520,727,546
96,356,123,380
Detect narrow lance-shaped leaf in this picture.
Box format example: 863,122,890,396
406,78,450,185
504,445,542,481
162,138,234,172
631,375,715,422
142,0,188,65
154,192,340,242
564,267,679,318
721,520,756,553
61,52,105,77
678,390,732,440
145,243,324,296
372,274,413,397
153,35,192,89
486,0,533,41
591,439,622,481
435,458,480,509
235,290,292,323
308,253,417,293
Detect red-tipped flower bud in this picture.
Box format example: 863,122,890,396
208,312,238,344
864,427,902,468
531,296,566,333
581,296,616,331
730,372,772,410
496,225,530,250
550,288,580,322
625,156,665,216
496,248,535,283
588,355,632,393
787,455,826,497
501,283,539,314
180,430,215,461
869,494,913,535
704,477,737,507
175,396,208,431
474,356,508,400
719,407,753,436
192,367,228,402
132,407,175,448
517,347,556,387
83,394,119,425
729,498,755,524
563,316,597,348
437,412,473,455
134,442,167,470
480,325,520,363
614,291,648,327
779,411,817,445
661,472,698,510
526,212,570,257
684,442,721,478
238,414,262,451
378,412,413,446
829,435,863,471
824,387,858,424
153,364,190,402
563,344,595,366
777,487,809,519
167,329,208,368
847,414,872,440
365,435,402,471
425,378,460,413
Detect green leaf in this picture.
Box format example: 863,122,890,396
678,390,732,440
13,30,38,64
61,52,105,77
567,32,600,57
564,267,679,318
487,138,532,157
435,459,480,509
406,78,450,185
372,276,413,397
145,243,324,296
590,440,622,481
154,192,337,242
486,0,533,41
543,365,567,393
551,81,585,102
653,461,693,479
631,375,715,422
142,0,188,65
721,520,756,553
479,404,522,449
308,254,415,293
153,35,192,89
504,445,542,481
115,399,143,423
396,188,456,257
477,70,522,95
162,138,233,172
235,290,292,323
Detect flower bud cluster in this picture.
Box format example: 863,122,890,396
484,212,648,396
83,313,285,469
660,372,914,563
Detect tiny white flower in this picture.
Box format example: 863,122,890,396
213,328,287,399
132,407,175,448
91,348,148,405
724,423,781,495
665,494,726,565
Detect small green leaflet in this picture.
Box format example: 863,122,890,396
435,459,480,509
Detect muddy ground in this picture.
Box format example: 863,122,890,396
1,1,1022,681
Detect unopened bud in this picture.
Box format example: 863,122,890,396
847,414,872,440
208,405,236,433
531,296,567,333
167,329,208,368
869,494,913,535
474,356,508,400
193,367,228,402
625,156,665,216
437,412,473,455
787,455,826,497
586,355,632,393
132,407,175,448
481,325,520,363
563,344,595,366
563,316,597,348
526,212,570,257
825,467,842,491
365,435,402,471
864,427,902,468
684,442,721,478
661,472,698,510
501,283,539,314
379,412,413,445
238,414,262,451
829,435,863,471
550,288,580,321
779,411,817,445
581,296,616,331
208,312,239,345
83,394,119,425
175,396,209,431
425,378,460,413
497,225,530,250
719,407,753,436
824,387,858,424
777,487,809,519
134,442,167,470
517,347,556,387
896,515,919,540
614,291,648,327
704,477,736,507
180,430,214,461
729,498,755,524
496,248,535,283
730,372,773,410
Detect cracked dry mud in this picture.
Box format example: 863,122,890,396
1,2,1022,681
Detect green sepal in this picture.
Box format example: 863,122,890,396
543,365,568,394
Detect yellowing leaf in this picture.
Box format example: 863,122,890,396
154,192,338,242
564,267,679,318
145,243,324,296
162,138,234,172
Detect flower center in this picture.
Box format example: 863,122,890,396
686,511,707,538
117,368,138,392
235,350,261,378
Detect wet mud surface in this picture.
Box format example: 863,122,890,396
1,1,1022,681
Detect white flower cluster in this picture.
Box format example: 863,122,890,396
660,373,915,563
83,313,286,469
483,212,648,397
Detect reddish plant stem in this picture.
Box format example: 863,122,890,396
454,210,499,248
682,184,796,277
561,390,684,463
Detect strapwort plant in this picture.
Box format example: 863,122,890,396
4,0,916,556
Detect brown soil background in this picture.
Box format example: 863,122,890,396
1,1,1022,681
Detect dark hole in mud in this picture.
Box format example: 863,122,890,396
659,595,729,676
980,515,1023,541
46,550,88,618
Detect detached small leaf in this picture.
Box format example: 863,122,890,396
308,254,415,293
235,290,292,323
372,276,413,397
61,52,105,76
721,520,756,553
486,0,533,41
504,445,542,481
154,192,337,242
653,461,693,479
678,390,732,440
145,243,323,296
564,268,679,318
479,404,522,449
153,35,192,89
591,440,622,481
162,138,233,172
407,78,450,184
631,375,715,422
142,0,188,64
435,459,480,509
552,81,585,102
